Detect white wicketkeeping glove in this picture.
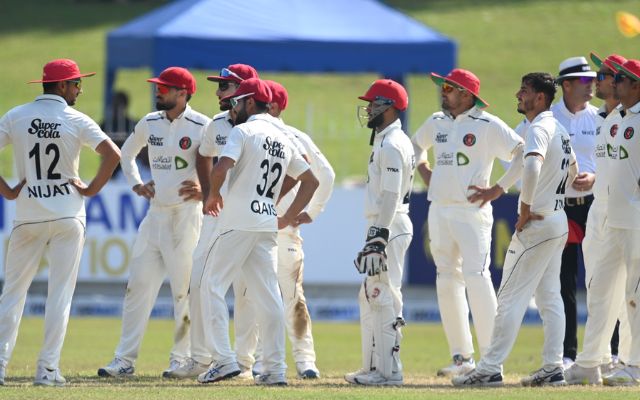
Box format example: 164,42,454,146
354,226,389,276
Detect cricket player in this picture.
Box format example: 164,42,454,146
412,68,524,376
197,78,318,386
345,79,414,386
98,67,209,378
233,80,335,379
454,72,577,387
597,59,640,386
0,58,120,386
565,53,630,385
166,63,259,379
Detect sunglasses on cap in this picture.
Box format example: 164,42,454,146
218,81,238,92
67,79,82,90
155,84,184,95
441,82,465,94
614,73,630,83
230,92,254,108
220,68,244,81
597,72,614,81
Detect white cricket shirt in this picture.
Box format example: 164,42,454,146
200,110,233,158
520,111,576,215
0,94,109,222
551,98,598,198
365,119,415,219
412,106,523,205
592,105,622,202
217,113,310,232
607,101,640,230
120,104,210,207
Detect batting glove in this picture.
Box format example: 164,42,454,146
354,226,389,276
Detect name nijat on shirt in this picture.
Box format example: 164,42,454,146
27,182,72,198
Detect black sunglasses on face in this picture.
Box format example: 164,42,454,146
218,81,237,92
614,73,629,83
597,72,614,81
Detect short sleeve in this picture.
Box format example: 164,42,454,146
199,119,217,157
78,114,110,150
285,146,310,179
524,124,550,159
219,126,243,162
0,112,12,148
412,118,435,151
490,118,524,161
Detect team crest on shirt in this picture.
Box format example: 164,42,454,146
179,136,192,150
463,133,476,147
624,127,634,140
610,124,618,138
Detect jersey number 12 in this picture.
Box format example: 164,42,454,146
29,143,61,180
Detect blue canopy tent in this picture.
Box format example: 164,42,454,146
104,0,456,122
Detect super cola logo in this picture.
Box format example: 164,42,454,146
28,118,61,138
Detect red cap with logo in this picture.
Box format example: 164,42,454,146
358,79,408,111
207,64,259,83
430,68,489,109
611,59,640,81
590,52,628,73
147,67,196,95
28,58,96,83
221,78,272,103
264,80,288,110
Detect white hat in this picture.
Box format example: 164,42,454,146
557,56,597,80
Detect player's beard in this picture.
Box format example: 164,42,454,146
517,97,532,115
219,99,231,111
156,99,176,111
366,112,385,129
235,106,249,125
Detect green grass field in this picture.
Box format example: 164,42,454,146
1,0,638,182
1,318,636,399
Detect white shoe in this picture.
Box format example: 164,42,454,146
161,359,182,378
33,365,66,387
564,363,602,385
562,357,575,369
521,365,566,386
197,362,241,383
603,365,640,386
163,358,208,379
252,360,264,377
254,372,287,386
353,370,403,386
452,368,504,387
97,357,135,377
236,364,254,380
296,361,320,379
437,354,475,377
344,368,371,384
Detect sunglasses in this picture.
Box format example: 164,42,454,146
442,82,465,94
67,79,82,90
597,72,614,81
219,68,243,81
230,92,254,108
571,76,594,84
614,73,630,83
218,81,237,92
156,84,184,95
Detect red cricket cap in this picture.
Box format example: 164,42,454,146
611,59,640,81
358,79,409,111
147,67,196,95
28,58,96,83
264,80,288,110
590,52,628,73
221,78,272,104
207,64,259,83
430,68,489,108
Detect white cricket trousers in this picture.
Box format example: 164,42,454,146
234,230,317,367
428,202,497,357
200,230,286,375
188,214,218,365
114,201,202,364
0,218,85,370
577,200,630,367
603,227,640,366
477,211,567,374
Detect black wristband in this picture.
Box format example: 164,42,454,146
366,226,389,242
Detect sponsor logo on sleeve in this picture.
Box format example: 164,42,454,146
215,134,227,146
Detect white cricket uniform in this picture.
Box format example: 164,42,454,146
114,105,208,365
233,118,335,370
0,94,109,370
200,113,310,376
356,119,414,377
188,110,233,366
577,105,630,367
477,110,574,374
605,101,640,366
412,106,523,358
